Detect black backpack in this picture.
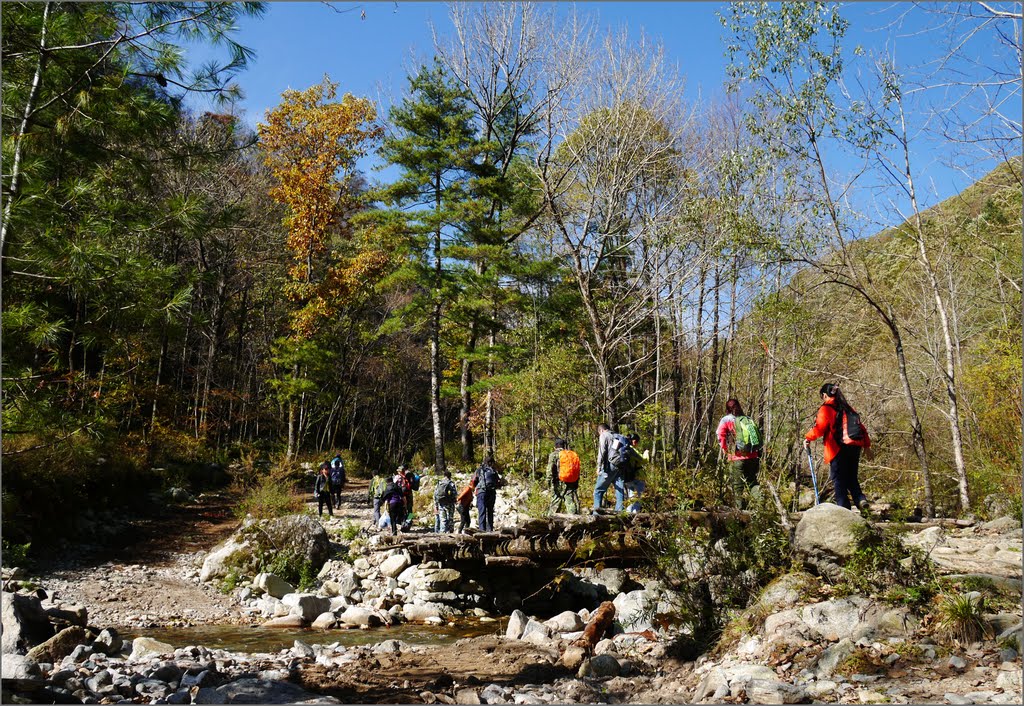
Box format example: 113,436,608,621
479,465,503,491
835,405,868,446
608,434,632,474
621,445,642,483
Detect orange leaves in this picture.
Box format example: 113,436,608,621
258,77,384,337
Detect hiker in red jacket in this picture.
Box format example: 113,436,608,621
804,383,872,511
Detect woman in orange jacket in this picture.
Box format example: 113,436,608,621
803,383,871,511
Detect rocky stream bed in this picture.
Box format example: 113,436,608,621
3,475,1022,704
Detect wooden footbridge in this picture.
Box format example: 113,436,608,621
377,510,752,570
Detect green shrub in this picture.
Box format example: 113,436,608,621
652,492,792,650
937,592,993,644
1,539,31,568
235,474,303,520
836,524,938,608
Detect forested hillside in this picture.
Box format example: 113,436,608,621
3,2,1020,552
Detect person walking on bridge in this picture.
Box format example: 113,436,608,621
592,423,627,512
472,455,503,531
548,438,581,514
456,476,476,533
804,383,872,511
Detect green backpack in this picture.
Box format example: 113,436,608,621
734,416,763,454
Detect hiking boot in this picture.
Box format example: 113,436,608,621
857,498,871,513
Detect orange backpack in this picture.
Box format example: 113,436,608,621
558,449,581,483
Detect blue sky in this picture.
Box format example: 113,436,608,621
187,1,1020,229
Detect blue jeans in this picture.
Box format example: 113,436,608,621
476,488,496,531
593,469,625,511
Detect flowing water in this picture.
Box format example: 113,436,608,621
123,621,499,654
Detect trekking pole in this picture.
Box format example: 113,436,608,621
805,446,820,506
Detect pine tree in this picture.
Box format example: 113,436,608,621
377,60,485,472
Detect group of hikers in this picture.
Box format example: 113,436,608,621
367,462,505,536
714,383,872,510
322,381,872,531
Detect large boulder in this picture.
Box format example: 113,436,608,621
199,534,253,583
253,573,294,599
764,597,917,644
506,609,528,640
130,636,174,660
1,653,40,680
520,619,553,645
613,590,657,632
201,514,330,585
1,592,55,654
26,626,86,663
411,567,463,593
379,553,411,578
260,514,331,574
281,593,331,623
338,606,380,627
402,603,447,623
43,602,88,628
263,615,306,628
794,503,868,580
545,611,585,633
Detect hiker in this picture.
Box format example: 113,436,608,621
329,454,346,508
804,383,872,511
314,463,334,517
400,466,420,530
716,399,762,508
433,470,457,533
368,469,387,525
624,433,646,514
592,423,628,512
548,438,580,514
380,474,407,536
472,456,503,531
457,477,476,533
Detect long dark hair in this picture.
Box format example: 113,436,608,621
820,383,853,410
725,398,744,416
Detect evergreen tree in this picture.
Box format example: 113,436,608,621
376,59,484,472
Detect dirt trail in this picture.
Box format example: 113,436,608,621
33,476,381,629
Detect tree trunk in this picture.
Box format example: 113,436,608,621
897,103,969,512
459,324,478,463
484,327,496,461
1,1,51,261
889,319,935,518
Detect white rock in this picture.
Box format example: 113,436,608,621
130,637,174,661
253,573,294,599
338,606,378,627
544,611,584,633
281,593,331,622
506,610,528,640
613,590,656,631
199,535,252,583
520,619,552,645
311,612,336,630
379,553,411,578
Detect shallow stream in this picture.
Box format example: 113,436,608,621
123,621,500,653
